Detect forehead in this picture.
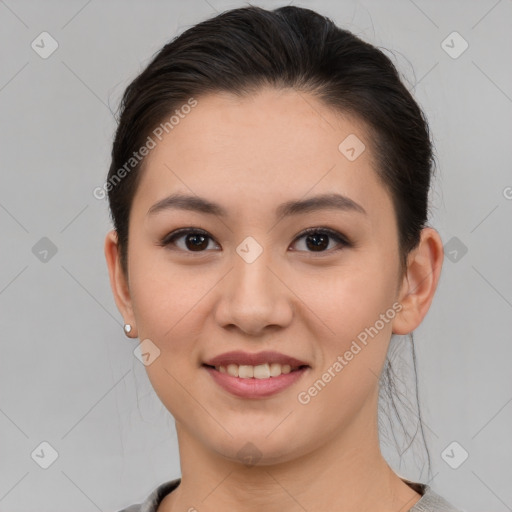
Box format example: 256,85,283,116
132,87,392,223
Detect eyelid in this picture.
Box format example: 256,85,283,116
159,226,352,253
160,227,218,250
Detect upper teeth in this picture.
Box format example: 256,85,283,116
217,363,298,379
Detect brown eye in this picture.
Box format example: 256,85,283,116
183,232,209,251
304,232,329,251
291,228,350,253
161,229,218,252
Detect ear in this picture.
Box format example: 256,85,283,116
104,229,138,337
392,227,444,335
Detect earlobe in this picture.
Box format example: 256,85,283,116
392,227,444,335
104,230,138,337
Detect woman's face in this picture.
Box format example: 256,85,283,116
111,87,413,464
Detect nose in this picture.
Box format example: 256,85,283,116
213,246,293,336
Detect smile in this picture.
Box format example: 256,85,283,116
202,364,310,398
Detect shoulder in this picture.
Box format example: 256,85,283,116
116,506,140,512
115,478,181,512
115,477,462,512
409,484,462,512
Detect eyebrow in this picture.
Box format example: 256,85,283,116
147,192,367,218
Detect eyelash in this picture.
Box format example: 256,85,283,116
159,226,351,255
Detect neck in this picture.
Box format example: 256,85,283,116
159,399,422,512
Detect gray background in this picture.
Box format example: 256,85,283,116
1,0,511,511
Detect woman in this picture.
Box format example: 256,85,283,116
104,5,460,511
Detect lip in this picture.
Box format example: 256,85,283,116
203,350,309,368
203,365,310,399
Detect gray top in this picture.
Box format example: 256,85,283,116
116,478,462,512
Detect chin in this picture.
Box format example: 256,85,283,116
207,431,309,467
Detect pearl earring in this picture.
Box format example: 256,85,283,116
124,324,132,336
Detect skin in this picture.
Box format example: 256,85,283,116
105,87,444,512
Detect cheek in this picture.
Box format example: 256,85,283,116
127,248,231,397
292,257,398,344
129,259,210,345
291,259,397,411
128,258,215,421
292,266,397,421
